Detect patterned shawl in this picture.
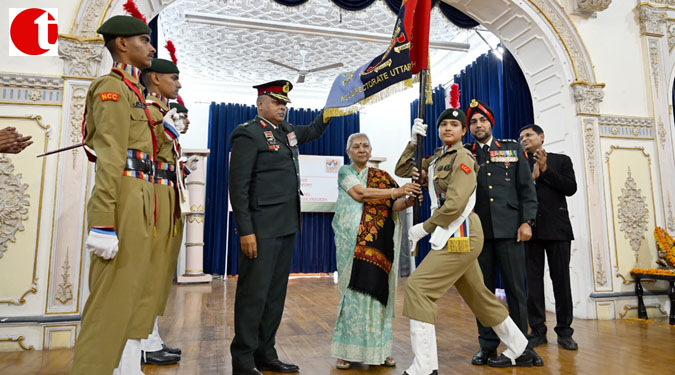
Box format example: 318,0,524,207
348,168,399,306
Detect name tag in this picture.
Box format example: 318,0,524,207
287,131,298,147
134,101,147,109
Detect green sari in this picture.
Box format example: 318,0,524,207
330,164,401,364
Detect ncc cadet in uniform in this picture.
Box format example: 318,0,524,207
463,100,542,367
70,15,158,375
228,81,332,375
127,58,184,367
396,105,534,374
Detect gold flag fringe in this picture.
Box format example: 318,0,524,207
323,78,414,122
446,237,471,253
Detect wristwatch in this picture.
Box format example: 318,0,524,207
525,219,536,228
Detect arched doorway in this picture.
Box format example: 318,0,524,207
63,0,604,318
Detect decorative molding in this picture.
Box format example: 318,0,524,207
583,120,597,177
598,116,654,139
527,0,595,82
190,205,205,212
72,0,109,37
616,166,649,264
668,20,675,52
58,37,105,78
619,304,667,319
595,243,608,286
69,87,87,165
648,39,661,96
639,4,667,36
0,73,63,106
187,215,204,223
55,254,73,305
0,155,30,259
656,117,667,148
0,336,34,351
572,82,604,115
576,0,611,14
667,197,675,232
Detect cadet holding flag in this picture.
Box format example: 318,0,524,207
70,15,158,375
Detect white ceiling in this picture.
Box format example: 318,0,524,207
159,0,493,90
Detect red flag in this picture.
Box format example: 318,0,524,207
407,0,431,74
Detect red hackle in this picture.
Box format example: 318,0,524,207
165,41,178,64
123,0,147,23
449,83,460,110
176,95,184,106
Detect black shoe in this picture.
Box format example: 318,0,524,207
162,343,181,355
558,336,579,350
255,358,299,373
232,368,263,375
530,348,544,366
471,348,497,365
402,371,437,375
527,333,547,347
141,350,180,365
487,350,533,368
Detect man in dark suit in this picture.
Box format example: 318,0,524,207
519,124,578,351
228,80,331,375
464,100,540,367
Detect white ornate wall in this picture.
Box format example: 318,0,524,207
1,0,674,352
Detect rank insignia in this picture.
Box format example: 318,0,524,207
460,163,471,174
282,82,290,93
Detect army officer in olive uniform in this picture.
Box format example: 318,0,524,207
229,80,332,375
463,100,539,366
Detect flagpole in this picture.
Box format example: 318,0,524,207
413,69,428,224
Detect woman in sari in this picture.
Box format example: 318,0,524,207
331,133,421,369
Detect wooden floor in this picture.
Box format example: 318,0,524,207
2,276,674,375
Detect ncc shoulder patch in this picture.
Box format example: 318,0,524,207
98,92,120,102
460,163,471,174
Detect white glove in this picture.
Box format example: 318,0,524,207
408,223,429,252
410,118,427,145
162,108,180,134
86,228,119,260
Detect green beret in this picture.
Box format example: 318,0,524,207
142,59,179,75
97,15,151,44
170,102,188,114
436,108,466,128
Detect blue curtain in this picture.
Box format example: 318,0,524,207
454,48,534,142
203,103,359,276
409,85,446,265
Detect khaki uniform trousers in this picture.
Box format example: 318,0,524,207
158,201,183,316
70,178,154,375
403,213,509,327
128,184,175,336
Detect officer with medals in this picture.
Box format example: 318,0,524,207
70,15,158,375
127,58,184,367
229,80,332,375
463,100,542,367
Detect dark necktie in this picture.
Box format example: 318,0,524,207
483,144,490,155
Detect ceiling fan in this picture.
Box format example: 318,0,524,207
267,50,344,83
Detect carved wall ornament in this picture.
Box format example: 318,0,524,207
594,242,608,286
55,254,74,304
583,121,596,178
0,73,63,106
73,0,109,37
639,4,667,36
667,197,675,233
58,37,105,78
576,0,611,13
27,90,42,101
648,39,661,96
0,73,63,90
656,118,667,149
572,82,605,115
598,116,654,139
668,21,675,52
69,88,87,165
0,156,30,259
616,166,649,264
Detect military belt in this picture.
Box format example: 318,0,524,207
124,157,154,175
155,169,176,183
